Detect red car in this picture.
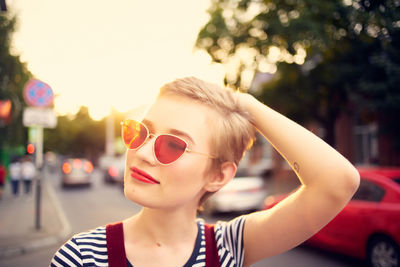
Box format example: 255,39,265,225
263,167,400,267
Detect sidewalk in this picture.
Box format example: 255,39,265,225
0,175,70,258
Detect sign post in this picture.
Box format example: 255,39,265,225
23,79,56,230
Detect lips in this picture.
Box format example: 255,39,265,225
130,167,160,184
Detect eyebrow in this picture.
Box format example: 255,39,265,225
142,119,196,145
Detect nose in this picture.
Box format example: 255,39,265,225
134,135,157,165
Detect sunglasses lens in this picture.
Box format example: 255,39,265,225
155,135,187,164
122,120,148,149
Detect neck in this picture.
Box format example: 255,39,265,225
124,206,199,246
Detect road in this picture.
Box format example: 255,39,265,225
1,167,365,267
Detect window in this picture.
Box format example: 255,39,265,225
354,124,378,165
352,179,385,202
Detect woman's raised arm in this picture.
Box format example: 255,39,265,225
236,93,360,266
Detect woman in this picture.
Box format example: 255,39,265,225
51,77,359,267
21,155,35,195
9,157,22,196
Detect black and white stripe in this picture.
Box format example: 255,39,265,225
50,217,246,267
215,216,245,267
51,227,108,267
191,222,206,267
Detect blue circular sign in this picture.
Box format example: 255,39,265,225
23,79,54,107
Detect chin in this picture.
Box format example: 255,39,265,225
123,182,161,209
123,180,141,203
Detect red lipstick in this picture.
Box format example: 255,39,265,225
130,167,160,184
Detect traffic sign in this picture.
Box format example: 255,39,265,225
22,80,55,231
23,107,57,128
24,79,54,107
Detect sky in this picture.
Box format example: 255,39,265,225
9,0,226,120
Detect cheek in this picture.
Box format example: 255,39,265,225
164,158,209,187
124,151,134,179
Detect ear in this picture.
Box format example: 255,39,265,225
204,162,237,192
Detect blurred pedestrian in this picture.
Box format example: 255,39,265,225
0,163,6,199
9,157,22,196
51,77,360,266
21,156,35,195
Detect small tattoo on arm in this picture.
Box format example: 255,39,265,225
294,162,300,173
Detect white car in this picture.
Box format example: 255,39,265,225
61,158,93,187
203,135,272,214
203,175,267,214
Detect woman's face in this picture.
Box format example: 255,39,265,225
124,94,216,210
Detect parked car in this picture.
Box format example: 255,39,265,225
98,154,125,184
202,138,272,214
203,174,267,214
263,167,400,267
61,158,93,187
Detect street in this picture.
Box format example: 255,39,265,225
1,167,365,267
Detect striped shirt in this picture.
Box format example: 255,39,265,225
50,216,246,267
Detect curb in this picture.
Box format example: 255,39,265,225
0,179,71,258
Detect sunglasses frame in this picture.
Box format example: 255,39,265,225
121,119,217,165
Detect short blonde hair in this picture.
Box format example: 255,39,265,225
158,77,256,207
158,77,255,166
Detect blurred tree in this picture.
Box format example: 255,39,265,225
44,106,106,164
196,0,400,156
0,12,31,154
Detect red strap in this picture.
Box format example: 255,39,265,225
106,222,127,267
106,221,220,267
204,224,221,267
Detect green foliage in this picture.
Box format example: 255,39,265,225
197,0,400,147
0,12,32,148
